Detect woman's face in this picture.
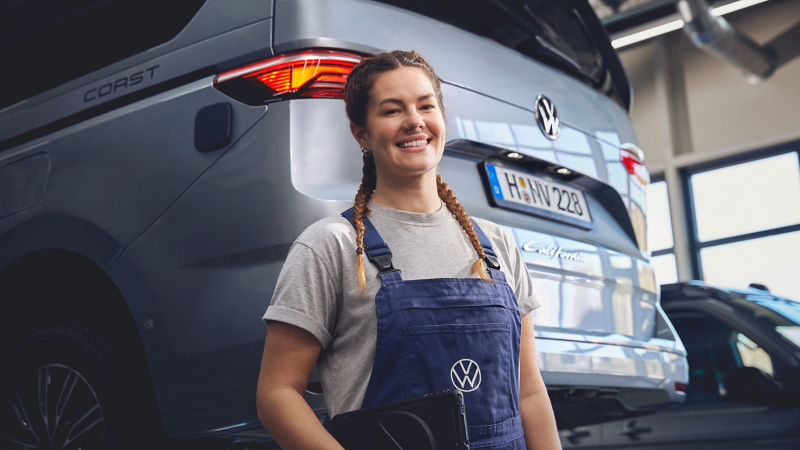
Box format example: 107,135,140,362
351,67,445,181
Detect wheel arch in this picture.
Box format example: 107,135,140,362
0,216,166,439
0,215,123,272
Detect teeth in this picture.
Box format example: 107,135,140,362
400,139,427,148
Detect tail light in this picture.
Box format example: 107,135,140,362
675,382,687,393
620,143,650,185
620,143,649,252
214,50,364,105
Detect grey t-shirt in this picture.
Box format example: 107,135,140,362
263,201,539,417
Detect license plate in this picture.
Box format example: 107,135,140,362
483,163,592,225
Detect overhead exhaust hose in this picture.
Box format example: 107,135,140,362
676,0,777,83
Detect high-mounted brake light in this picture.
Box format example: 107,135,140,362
214,50,364,105
620,144,650,185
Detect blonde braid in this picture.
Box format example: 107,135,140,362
353,153,377,293
436,175,493,282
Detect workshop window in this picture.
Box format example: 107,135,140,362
688,150,800,298
646,179,677,285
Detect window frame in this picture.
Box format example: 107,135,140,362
646,173,680,286
648,173,675,258
683,142,800,281
663,298,799,375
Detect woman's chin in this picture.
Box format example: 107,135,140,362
397,156,438,173
402,165,439,178
378,146,442,177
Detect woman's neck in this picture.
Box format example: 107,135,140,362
370,170,441,213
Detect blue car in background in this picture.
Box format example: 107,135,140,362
561,281,800,449
0,0,686,447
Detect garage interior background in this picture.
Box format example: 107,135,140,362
596,0,800,298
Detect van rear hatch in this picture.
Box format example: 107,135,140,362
276,0,657,337
372,0,630,111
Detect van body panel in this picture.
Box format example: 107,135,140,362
117,101,320,436
0,81,266,252
537,338,686,391
273,0,638,145
0,15,273,149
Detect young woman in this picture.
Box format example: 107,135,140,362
257,50,561,450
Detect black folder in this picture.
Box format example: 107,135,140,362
331,389,470,450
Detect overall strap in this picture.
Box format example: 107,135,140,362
470,218,501,270
341,208,399,274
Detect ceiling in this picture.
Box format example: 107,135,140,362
589,0,669,21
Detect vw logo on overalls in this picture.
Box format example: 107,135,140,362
534,94,560,140
451,359,481,392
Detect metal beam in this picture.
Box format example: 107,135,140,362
653,36,696,282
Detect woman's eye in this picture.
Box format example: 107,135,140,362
383,109,400,115
421,104,435,110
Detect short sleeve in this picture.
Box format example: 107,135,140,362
262,242,340,349
498,227,540,316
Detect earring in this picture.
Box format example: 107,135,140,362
360,146,371,157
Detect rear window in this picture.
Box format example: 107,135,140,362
374,0,605,85
0,0,206,110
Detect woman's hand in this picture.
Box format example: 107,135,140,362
257,321,345,450
519,314,562,449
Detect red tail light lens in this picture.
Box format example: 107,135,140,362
675,382,687,393
620,144,650,185
214,50,363,105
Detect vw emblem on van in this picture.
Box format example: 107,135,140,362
534,94,560,140
451,359,481,392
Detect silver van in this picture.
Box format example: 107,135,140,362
0,0,687,446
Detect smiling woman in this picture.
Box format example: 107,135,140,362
343,57,493,290
350,67,446,209
256,50,561,450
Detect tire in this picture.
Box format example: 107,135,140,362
0,324,157,450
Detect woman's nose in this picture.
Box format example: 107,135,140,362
404,113,424,131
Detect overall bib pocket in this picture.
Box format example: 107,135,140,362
403,322,514,426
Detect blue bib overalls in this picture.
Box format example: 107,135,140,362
336,208,525,449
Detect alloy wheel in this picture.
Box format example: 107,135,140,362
1,364,107,450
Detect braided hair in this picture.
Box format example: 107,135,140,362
343,50,492,293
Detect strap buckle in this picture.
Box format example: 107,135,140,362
366,246,400,275
483,254,501,271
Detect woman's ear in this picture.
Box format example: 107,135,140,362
350,122,369,151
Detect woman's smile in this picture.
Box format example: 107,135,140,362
395,134,432,152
